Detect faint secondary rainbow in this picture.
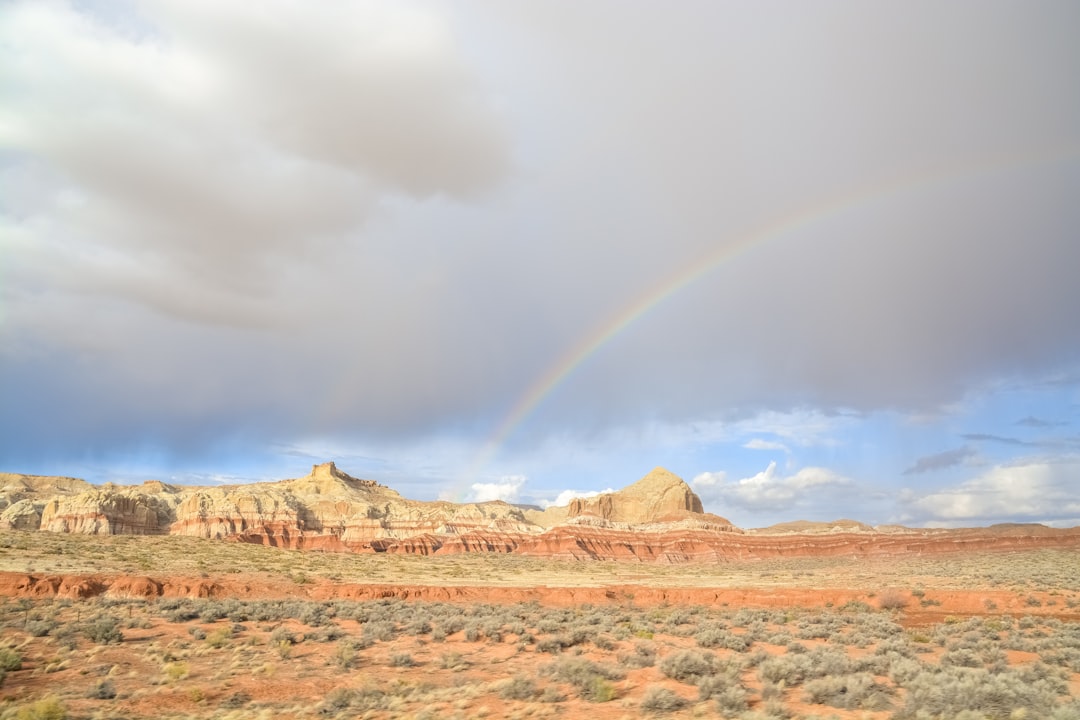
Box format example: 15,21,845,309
459,145,1080,489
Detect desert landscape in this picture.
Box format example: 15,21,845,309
1,465,1079,719
4,3,1079,719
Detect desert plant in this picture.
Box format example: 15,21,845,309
162,661,189,682
87,679,117,700
333,639,361,670
83,616,123,644
803,672,892,710
659,649,718,683
438,651,469,671
713,685,749,714
205,628,231,648
695,625,750,651
535,638,562,654
639,686,688,713
543,657,624,702
498,675,537,701
893,666,1061,719
617,640,656,668
7,695,67,720
0,646,22,671
24,620,57,638
321,687,354,713
389,652,414,667
219,690,251,709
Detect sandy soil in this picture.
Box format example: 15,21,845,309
1,537,1078,718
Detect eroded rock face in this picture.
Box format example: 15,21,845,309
5,462,1080,563
40,487,178,535
2,462,550,549
0,499,43,531
566,467,708,524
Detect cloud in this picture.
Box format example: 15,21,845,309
962,433,1031,447
743,439,790,452
2,1,1079,488
0,1,507,315
901,460,1080,524
467,475,526,503
694,462,851,513
691,471,727,487
903,446,976,475
1015,416,1066,429
962,432,1080,452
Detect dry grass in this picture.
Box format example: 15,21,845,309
2,530,1080,717
4,530,1080,591
0,592,1077,719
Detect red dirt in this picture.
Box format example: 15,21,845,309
3,571,1077,625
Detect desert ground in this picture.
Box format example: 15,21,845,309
1,531,1079,719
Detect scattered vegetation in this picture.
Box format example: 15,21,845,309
1,531,1079,718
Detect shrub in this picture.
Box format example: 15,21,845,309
363,620,395,642
321,687,354,713
205,628,231,648
639,686,688,713
713,685,749,715
538,686,567,703
438,651,469,671
163,661,189,682
543,657,624,702
840,600,874,613
87,679,117,700
220,691,251,709
333,639,361,670
759,654,813,686
499,675,537,701
83,616,123,644
894,666,1060,719
10,695,67,720
659,649,718,683
803,672,892,710
535,638,562,654
25,620,57,638
0,646,22,671
389,652,414,667
617,640,656,668
582,676,617,703
695,626,750,651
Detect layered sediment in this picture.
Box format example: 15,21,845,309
3,464,1078,562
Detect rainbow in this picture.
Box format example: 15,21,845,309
459,145,1079,489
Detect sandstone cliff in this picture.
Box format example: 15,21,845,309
564,467,706,524
3,464,1079,563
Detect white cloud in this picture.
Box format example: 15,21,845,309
743,438,790,452
691,471,726,487
695,461,852,513
729,410,853,448
467,475,526,503
902,459,1080,524
539,488,615,509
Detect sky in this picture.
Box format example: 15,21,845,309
2,1,1079,529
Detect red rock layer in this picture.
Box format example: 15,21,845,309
3,572,1079,624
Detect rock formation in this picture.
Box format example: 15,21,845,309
2,463,1079,562
563,467,706,524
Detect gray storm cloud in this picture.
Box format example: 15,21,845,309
1,1,1079,468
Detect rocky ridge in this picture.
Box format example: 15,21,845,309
3,464,1079,562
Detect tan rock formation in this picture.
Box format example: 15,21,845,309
40,485,179,535
0,499,44,531
565,467,707,524
4,462,1078,564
